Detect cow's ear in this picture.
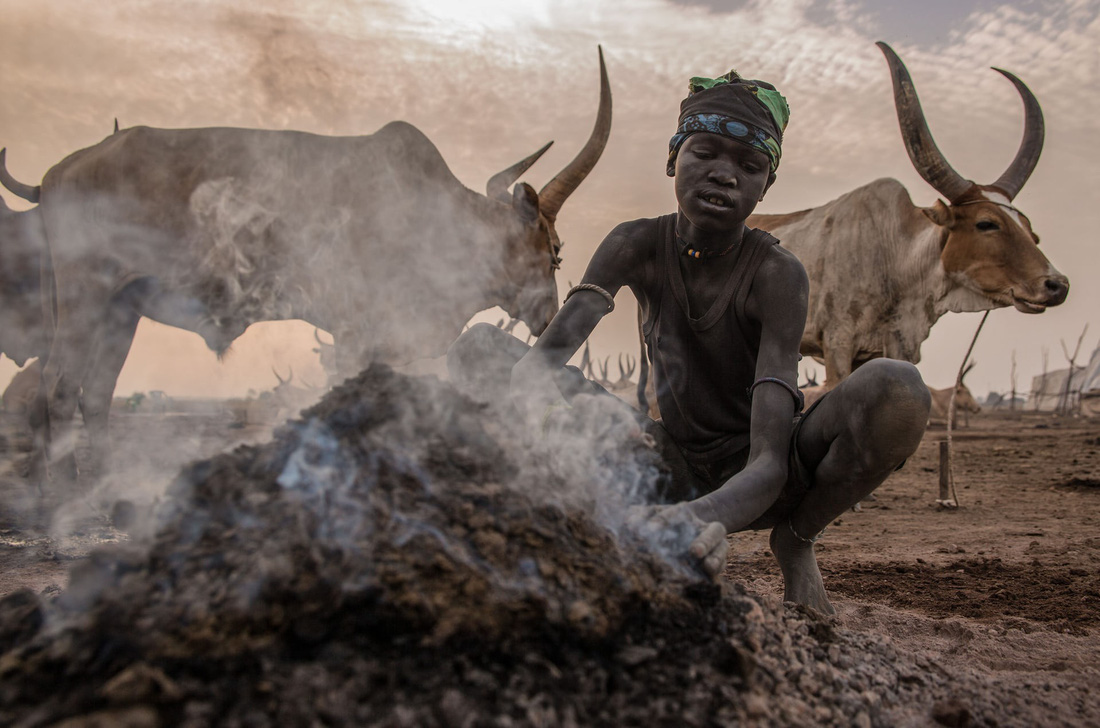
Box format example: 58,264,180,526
922,199,953,227
512,182,540,224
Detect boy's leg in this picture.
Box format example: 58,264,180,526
770,358,931,614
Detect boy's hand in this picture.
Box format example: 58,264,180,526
690,518,730,578
624,503,730,578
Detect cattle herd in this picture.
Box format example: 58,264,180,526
0,43,1069,503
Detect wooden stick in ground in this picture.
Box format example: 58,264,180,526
937,440,951,502
940,310,991,508
1058,323,1089,415
1010,349,1017,414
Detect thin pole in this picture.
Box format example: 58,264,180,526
943,310,990,507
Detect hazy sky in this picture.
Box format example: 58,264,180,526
1,0,1097,399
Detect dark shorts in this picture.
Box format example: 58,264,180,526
650,392,828,532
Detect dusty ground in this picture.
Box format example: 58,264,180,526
736,410,1100,722
0,409,276,597
0,378,1098,726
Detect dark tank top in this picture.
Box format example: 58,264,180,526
642,213,779,464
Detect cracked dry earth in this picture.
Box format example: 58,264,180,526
1,366,1099,727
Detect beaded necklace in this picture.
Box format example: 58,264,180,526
675,232,741,260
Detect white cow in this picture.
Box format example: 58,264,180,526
2,50,613,483
749,43,1068,388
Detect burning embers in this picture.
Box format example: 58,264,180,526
0,366,1009,725
0,366,708,719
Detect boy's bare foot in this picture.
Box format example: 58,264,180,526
769,522,836,615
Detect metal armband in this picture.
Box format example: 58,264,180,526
564,283,615,313
747,376,804,413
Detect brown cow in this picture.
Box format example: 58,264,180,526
748,43,1068,388
928,363,982,424
3,49,612,484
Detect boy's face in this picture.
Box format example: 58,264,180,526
674,133,775,233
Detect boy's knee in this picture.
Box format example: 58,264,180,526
853,359,930,416
840,360,929,462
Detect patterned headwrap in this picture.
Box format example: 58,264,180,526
667,70,790,176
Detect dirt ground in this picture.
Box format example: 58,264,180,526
736,410,1100,722
0,409,277,597
1,382,1098,726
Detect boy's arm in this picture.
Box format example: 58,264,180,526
510,220,650,420
689,246,810,532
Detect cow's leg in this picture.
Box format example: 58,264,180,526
35,283,110,493
36,340,87,493
768,358,930,614
27,373,51,488
821,335,854,389
79,301,141,479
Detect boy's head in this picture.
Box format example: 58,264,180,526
667,71,790,181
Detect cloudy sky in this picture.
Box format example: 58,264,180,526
1,0,1097,399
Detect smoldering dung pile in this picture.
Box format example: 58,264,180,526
0,366,1014,726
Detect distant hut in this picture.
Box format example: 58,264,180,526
1030,344,1100,415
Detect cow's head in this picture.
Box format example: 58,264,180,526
879,42,1069,314
271,366,302,407
312,327,338,378
484,47,612,336
0,193,49,367
955,362,982,414
953,383,982,414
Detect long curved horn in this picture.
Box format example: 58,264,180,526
486,141,553,202
0,149,41,204
989,68,1044,201
876,42,971,203
538,46,612,222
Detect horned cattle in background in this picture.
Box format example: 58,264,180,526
2,48,612,483
749,42,1068,388
270,366,322,420
799,368,827,411
312,327,339,388
585,347,639,407
928,362,982,425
